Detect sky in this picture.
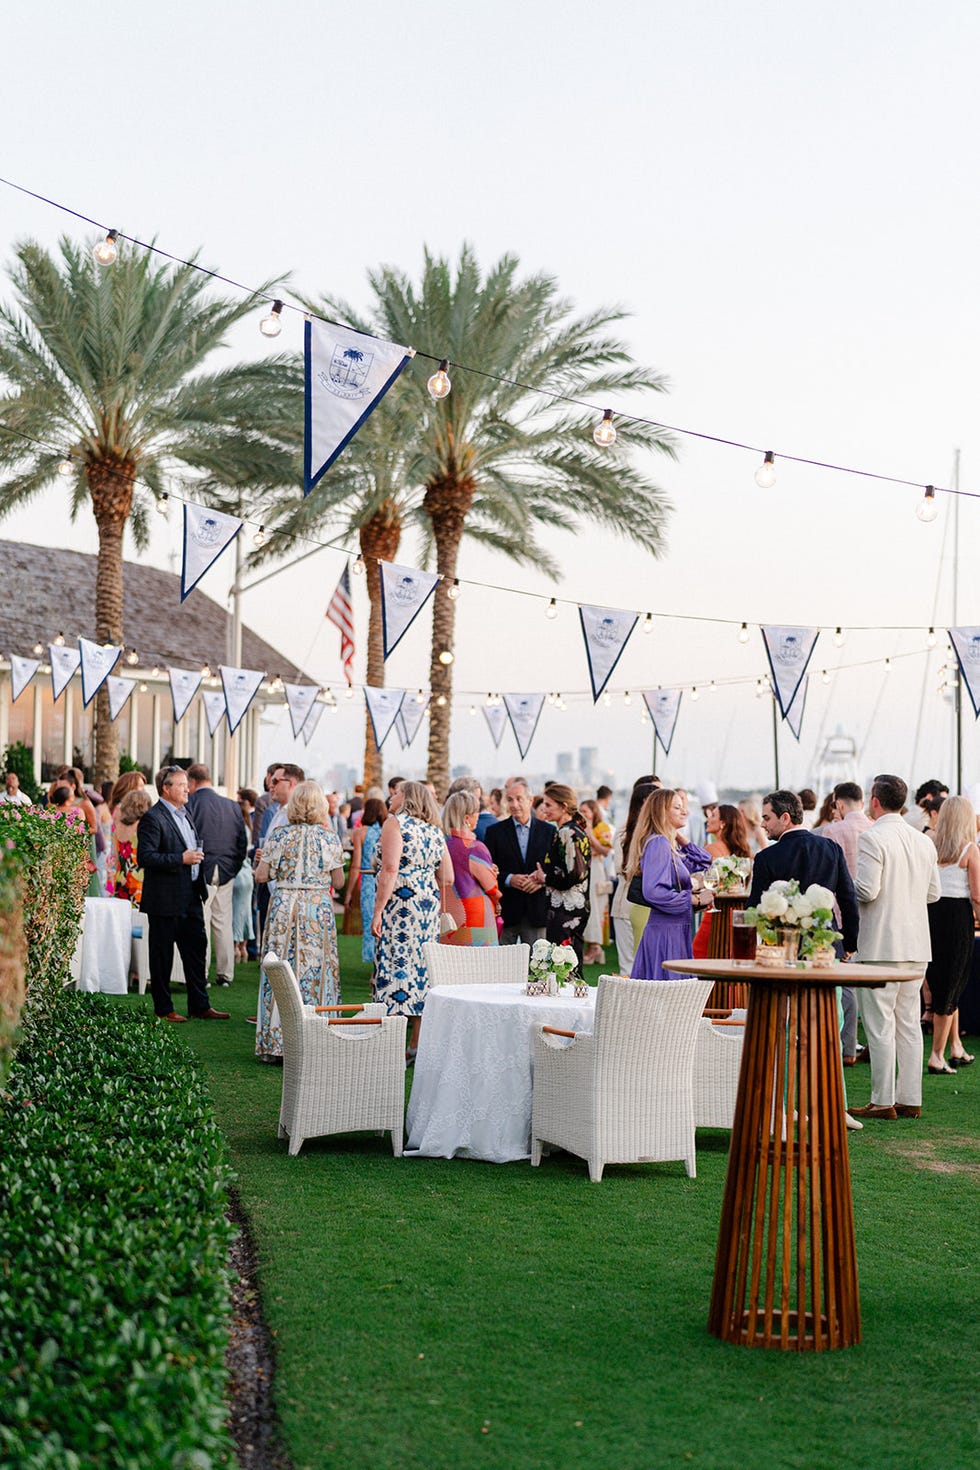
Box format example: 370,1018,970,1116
2,0,980,796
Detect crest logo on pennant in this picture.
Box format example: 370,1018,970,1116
773,633,803,666
594,616,620,646
393,574,419,604
965,635,980,664
321,345,375,400
191,515,223,548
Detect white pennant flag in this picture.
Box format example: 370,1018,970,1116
181,502,243,601
482,703,508,748
949,627,980,717
220,664,265,735
79,637,123,707
397,696,428,749
305,319,412,492
107,676,137,723
284,683,320,739
643,689,683,756
761,625,820,719
202,688,227,736
579,604,639,701
785,675,808,741
10,655,40,702
49,644,81,702
169,666,204,724
301,701,326,747
379,561,441,659
364,686,405,749
503,693,546,760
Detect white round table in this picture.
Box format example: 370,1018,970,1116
70,897,133,995
405,981,596,1163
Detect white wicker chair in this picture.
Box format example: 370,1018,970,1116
263,952,406,1157
692,1015,745,1129
530,974,713,1181
422,941,529,986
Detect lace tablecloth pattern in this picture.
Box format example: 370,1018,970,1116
405,981,596,1162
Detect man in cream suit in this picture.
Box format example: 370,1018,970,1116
851,774,940,1120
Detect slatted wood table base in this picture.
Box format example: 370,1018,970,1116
705,893,750,1012
665,959,921,1352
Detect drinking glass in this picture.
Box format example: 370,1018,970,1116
731,909,757,966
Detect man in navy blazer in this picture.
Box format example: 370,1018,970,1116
484,779,554,945
187,762,247,986
138,766,229,1022
748,789,859,954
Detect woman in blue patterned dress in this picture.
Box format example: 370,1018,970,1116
342,795,387,966
371,781,453,1057
253,781,345,1061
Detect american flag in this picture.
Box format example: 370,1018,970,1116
326,562,355,683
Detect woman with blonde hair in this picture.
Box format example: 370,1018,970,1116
440,790,500,946
372,780,453,1058
254,780,345,1062
924,795,979,1073
738,798,769,856
628,787,713,980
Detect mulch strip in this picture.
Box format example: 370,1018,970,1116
226,1190,293,1470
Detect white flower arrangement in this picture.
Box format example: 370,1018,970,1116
745,879,841,955
528,939,579,994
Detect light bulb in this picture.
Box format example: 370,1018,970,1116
253,526,267,548
427,360,452,400
821,669,830,685
156,493,169,516
57,457,73,477
139,682,148,693
755,679,765,698
640,711,648,724
438,648,454,666
436,694,447,707
643,613,653,633
593,409,617,448
691,687,700,702
32,640,43,656
754,451,776,489
485,693,494,706
469,705,476,717
415,689,425,704
126,648,139,666
345,684,354,699
927,627,937,648
329,702,339,714
151,666,160,677
352,554,365,575
200,662,210,676
259,300,284,338
738,622,749,643
54,632,65,646
915,485,939,523
447,578,461,600
547,692,556,705
709,680,718,693
833,627,845,647
603,691,611,708
93,230,118,266
884,658,892,673
271,675,283,692
624,691,632,706
545,598,558,620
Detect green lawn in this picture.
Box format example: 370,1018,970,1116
117,943,979,1470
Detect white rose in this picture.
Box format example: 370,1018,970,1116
805,885,835,912
791,894,814,918
760,892,789,919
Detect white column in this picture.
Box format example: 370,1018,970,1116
62,683,74,767
196,698,206,762
129,689,140,764
249,703,262,789
151,693,162,775
0,673,10,758
32,684,43,782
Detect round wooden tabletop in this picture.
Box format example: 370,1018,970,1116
663,958,924,988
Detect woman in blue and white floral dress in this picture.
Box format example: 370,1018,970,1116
371,781,453,1057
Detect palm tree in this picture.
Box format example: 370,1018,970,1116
0,236,302,782
312,245,676,796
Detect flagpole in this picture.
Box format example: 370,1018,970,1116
225,537,244,795
772,694,780,788
953,449,963,794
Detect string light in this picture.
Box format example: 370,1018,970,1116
821,669,830,684
252,525,267,548
31,640,43,656
602,691,611,707
352,553,365,574
438,648,454,666
259,300,284,338
833,627,845,647
126,648,139,666
884,658,892,672
329,701,339,715
139,682,148,693
447,578,461,600
469,705,477,716
344,683,354,699
927,627,937,648
151,665,160,677
691,687,700,702
545,598,558,620
915,485,939,523
415,689,425,704
709,680,718,693
53,632,65,646
57,456,73,477
643,612,653,633
624,691,632,706
436,693,447,706
593,409,617,448
427,360,452,400
547,692,556,705
93,230,118,266
754,451,776,489
738,622,750,643
156,493,169,516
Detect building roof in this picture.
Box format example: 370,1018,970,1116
0,539,307,681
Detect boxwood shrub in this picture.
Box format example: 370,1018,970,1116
0,990,236,1469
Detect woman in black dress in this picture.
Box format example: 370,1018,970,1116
926,796,979,1073
533,782,592,977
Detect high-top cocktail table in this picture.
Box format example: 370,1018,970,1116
664,957,922,1351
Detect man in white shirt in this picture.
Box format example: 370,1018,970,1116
0,773,32,806
851,774,941,1121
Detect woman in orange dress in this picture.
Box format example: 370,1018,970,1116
691,803,752,959
440,791,501,946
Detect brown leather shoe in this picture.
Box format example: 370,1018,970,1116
895,1105,922,1118
160,1011,188,1023
842,1055,856,1066
848,1103,897,1120
854,1046,871,1063
191,1008,231,1020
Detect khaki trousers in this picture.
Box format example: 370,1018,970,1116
202,869,236,983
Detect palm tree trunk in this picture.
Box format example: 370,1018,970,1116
423,474,474,799
358,503,402,790
87,459,135,785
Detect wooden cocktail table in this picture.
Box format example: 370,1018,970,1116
664,957,922,1351
704,892,750,1009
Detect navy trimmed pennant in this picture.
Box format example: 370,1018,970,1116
761,626,819,719
181,502,242,601
284,683,321,740
220,665,265,735
579,604,638,702
107,676,137,723
169,666,204,724
503,693,546,759
364,686,405,749
642,689,682,756
49,644,81,702
396,696,428,749
482,703,508,749
949,627,980,717
202,688,227,736
10,655,40,702
305,319,412,493
379,561,440,659
785,675,808,741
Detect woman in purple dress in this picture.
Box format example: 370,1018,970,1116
627,788,713,980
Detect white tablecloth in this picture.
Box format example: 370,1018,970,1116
406,982,596,1163
71,897,133,995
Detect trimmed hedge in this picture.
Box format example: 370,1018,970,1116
0,990,236,1469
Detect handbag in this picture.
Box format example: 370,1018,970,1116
627,845,683,908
